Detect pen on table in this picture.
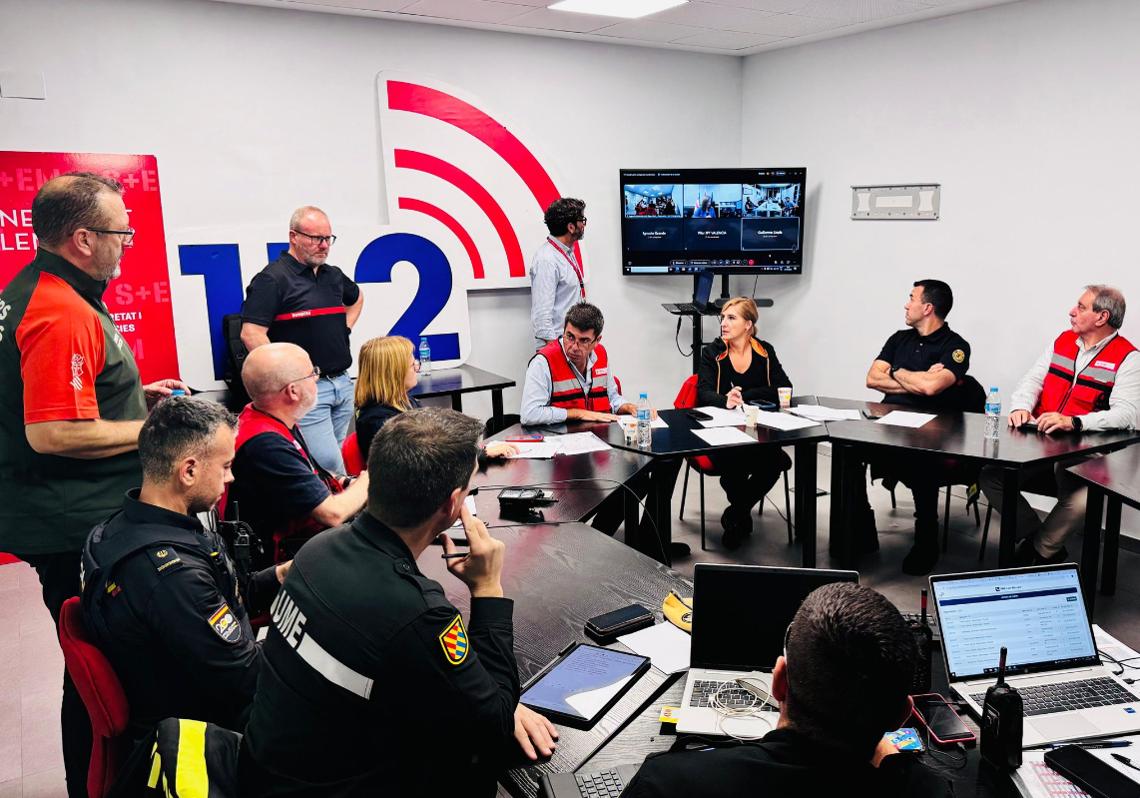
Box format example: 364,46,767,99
1035,740,1133,750
669,590,693,609
441,552,469,560
1112,753,1140,772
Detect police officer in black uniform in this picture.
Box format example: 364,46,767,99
239,407,559,797
81,397,287,743
856,279,976,574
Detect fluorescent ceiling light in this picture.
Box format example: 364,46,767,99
547,0,688,20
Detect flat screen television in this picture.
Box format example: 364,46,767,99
620,167,806,275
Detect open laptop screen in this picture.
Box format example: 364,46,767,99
931,565,1099,681
691,564,857,671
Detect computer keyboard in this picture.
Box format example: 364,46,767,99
573,769,629,797
689,679,756,708
969,677,1136,717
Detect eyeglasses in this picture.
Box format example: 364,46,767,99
576,217,588,224
563,330,596,347
87,227,135,246
291,230,337,246
279,365,321,392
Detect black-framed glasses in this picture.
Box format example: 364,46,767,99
87,227,135,246
576,217,588,224
291,229,337,246
563,330,596,347
279,365,321,392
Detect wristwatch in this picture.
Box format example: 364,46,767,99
1071,416,1083,433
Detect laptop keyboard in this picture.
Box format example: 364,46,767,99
573,769,628,798
969,677,1136,717
673,302,701,314
689,679,756,708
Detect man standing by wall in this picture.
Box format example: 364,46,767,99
530,197,587,350
241,206,363,473
0,172,187,797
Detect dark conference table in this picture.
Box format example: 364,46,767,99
813,396,1140,569
417,522,690,798
409,363,515,426
526,409,829,567
1069,446,1140,613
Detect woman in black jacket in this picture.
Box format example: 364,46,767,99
697,297,793,549
355,336,515,463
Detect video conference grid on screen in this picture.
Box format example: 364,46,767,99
621,168,806,275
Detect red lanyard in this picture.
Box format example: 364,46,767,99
547,237,585,299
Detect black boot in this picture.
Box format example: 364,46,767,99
902,520,940,576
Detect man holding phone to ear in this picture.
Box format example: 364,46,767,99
624,583,951,798
239,408,558,797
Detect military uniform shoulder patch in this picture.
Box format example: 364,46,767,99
438,614,469,665
952,349,966,364
146,547,183,574
208,603,242,643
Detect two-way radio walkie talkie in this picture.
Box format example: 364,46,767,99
909,588,934,694
981,645,1023,770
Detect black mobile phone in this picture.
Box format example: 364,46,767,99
750,400,778,411
1045,745,1140,798
912,693,976,746
585,604,654,643
686,409,713,421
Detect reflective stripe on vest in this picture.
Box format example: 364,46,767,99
532,340,611,412
1034,331,1138,416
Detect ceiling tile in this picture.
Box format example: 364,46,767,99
283,0,416,11
670,28,786,49
792,0,929,23
593,19,710,42
505,6,620,32
654,2,840,36
696,0,814,11
400,0,536,24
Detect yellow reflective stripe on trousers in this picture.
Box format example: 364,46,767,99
147,747,163,788
173,719,209,796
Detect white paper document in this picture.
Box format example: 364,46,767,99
555,432,613,455
509,440,563,459
450,495,478,527
753,410,820,431
788,405,862,422
695,406,747,428
618,622,691,674
693,427,755,447
875,411,936,428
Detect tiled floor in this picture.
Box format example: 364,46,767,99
4,447,1138,796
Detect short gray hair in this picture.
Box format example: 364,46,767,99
1086,285,1127,329
139,397,237,482
289,205,327,232
32,172,123,248
367,408,483,528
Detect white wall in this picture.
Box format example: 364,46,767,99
0,0,743,418
739,0,1140,402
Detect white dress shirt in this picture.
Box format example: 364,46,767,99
520,341,626,426
529,238,584,349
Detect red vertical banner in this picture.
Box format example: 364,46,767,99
0,151,180,382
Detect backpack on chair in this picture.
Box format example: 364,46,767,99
221,313,251,411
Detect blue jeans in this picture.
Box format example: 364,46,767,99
298,372,354,474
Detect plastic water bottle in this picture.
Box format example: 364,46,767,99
636,392,652,448
984,386,1001,440
419,336,432,376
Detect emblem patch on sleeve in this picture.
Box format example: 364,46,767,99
439,614,469,665
208,604,241,643
952,349,966,364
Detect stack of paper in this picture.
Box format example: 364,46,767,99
754,410,820,431
617,622,691,674
695,406,747,428
876,411,936,428
693,427,755,446
788,405,862,422
556,432,613,455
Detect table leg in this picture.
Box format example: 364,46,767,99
1080,487,1104,615
491,389,504,427
644,461,675,566
997,467,1020,567
450,393,463,412
794,441,817,568
828,442,846,559
1102,496,1122,596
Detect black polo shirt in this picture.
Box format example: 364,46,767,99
876,324,972,410
241,252,360,375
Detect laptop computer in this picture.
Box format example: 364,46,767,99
930,564,1140,747
676,564,858,736
664,270,715,315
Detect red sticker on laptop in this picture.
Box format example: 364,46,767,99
439,614,469,665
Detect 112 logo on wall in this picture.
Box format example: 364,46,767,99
173,73,584,387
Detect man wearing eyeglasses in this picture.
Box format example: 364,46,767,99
225,342,369,567
240,206,363,474
530,197,588,349
0,172,188,797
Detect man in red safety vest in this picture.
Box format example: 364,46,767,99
981,285,1138,565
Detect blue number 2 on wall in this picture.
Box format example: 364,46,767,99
179,232,460,380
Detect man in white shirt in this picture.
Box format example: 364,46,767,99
980,285,1139,565
530,198,587,350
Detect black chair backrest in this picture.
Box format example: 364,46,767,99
222,314,251,410
957,375,987,414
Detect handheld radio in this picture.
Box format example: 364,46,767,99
980,646,1023,770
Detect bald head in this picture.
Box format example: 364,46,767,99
242,343,314,405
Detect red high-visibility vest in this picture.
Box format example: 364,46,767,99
1034,331,1137,416
533,340,611,412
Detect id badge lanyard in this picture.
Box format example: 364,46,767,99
547,237,585,300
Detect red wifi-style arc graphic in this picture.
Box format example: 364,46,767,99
397,197,484,280
394,149,524,278
387,80,583,278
